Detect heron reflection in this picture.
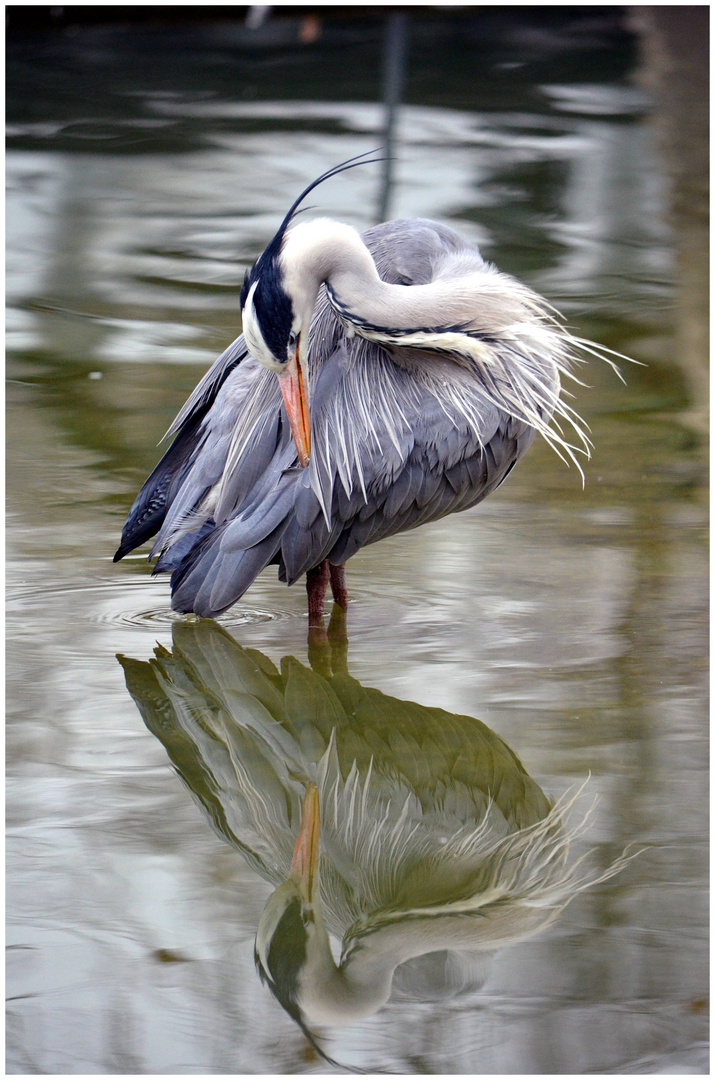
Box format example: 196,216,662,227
119,620,629,1041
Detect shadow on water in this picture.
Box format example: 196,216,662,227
119,616,636,1070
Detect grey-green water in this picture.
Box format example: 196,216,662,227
7,12,708,1075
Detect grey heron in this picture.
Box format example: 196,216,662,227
119,620,633,1045
114,152,624,618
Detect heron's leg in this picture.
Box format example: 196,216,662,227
328,562,348,609
306,560,330,624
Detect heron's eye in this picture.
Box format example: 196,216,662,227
288,331,298,348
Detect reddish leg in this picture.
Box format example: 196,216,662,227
306,560,330,624
328,562,348,610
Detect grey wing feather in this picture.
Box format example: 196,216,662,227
172,523,290,617
163,339,529,614
150,389,263,551
114,335,249,560
274,345,528,585
113,418,205,562
150,359,282,560
165,334,250,439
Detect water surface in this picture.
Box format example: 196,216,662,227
7,12,708,1074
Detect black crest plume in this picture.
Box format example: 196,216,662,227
239,149,386,312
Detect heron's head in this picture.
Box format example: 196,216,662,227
239,152,384,469
240,229,312,468
254,782,324,1025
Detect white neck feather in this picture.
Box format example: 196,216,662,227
277,217,604,483
298,902,556,1026
279,218,556,367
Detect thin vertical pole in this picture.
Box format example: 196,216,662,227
378,12,409,223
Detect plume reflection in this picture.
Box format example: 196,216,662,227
118,619,629,1036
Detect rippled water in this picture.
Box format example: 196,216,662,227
7,12,708,1075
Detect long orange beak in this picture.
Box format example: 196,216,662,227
290,781,320,902
277,343,311,468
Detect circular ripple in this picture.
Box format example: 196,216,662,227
8,576,298,632
112,604,282,630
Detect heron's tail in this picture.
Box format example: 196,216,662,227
169,518,289,617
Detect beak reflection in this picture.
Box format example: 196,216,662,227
290,781,320,902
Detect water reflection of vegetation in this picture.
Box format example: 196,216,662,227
119,619,630,1040
7,12,638,153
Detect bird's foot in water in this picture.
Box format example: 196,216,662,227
306,560,330,624
306,560,348,624
328,561,348,610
